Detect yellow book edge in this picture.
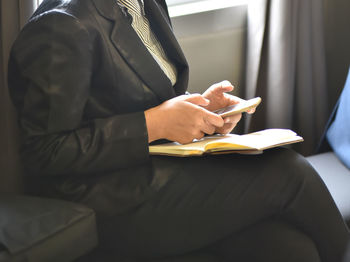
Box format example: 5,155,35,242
149,129,304,157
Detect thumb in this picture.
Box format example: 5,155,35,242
185,94,210,107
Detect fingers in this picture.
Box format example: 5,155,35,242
215,114,242,134
219,80,234,92
177,94,224,127
194,131,205,140
247,108,256,114
217,123,236,135
184,94,210,107
210,80,234,93
203,110,225,128
201,120,216,135
193,107,225,136
223,113,242,125
223,93,240,106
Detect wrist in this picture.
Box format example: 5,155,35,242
145,106,163,143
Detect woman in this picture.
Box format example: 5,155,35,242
8,0,349,261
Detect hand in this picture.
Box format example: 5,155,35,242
202,80,238,112
145,94,224,144
202,80,255,134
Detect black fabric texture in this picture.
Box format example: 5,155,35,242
0,195,97,262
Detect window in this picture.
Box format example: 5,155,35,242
37,0,248,17
166,0,249,17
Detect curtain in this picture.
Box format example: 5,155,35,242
0,0,37,192
323,0,350,110
245,0,328,156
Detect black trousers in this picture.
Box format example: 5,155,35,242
97,148,350,262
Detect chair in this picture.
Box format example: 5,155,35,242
306,68,350,226
0,195,97,262
0,103,98,262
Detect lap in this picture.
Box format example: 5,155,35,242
98,148,320,258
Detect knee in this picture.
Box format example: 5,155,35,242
253,220,321,262
212,219,321,262
255,148,326,210
264,148,320,186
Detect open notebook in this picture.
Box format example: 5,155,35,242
149,129,303,157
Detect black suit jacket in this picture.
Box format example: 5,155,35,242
8,0,189,216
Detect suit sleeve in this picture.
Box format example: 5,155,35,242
8,12,150,177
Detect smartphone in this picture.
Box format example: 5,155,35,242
214,97,261,117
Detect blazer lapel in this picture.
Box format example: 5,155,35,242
92,0,176,101
144,0,189,95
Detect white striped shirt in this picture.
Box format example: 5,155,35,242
117,0,178,86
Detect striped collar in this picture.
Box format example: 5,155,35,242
116,0,145,16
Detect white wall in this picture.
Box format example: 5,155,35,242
170,5,248,97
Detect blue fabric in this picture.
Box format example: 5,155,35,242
327,68,350,169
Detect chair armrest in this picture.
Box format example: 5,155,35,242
0,195,98,262
307,152,350,225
